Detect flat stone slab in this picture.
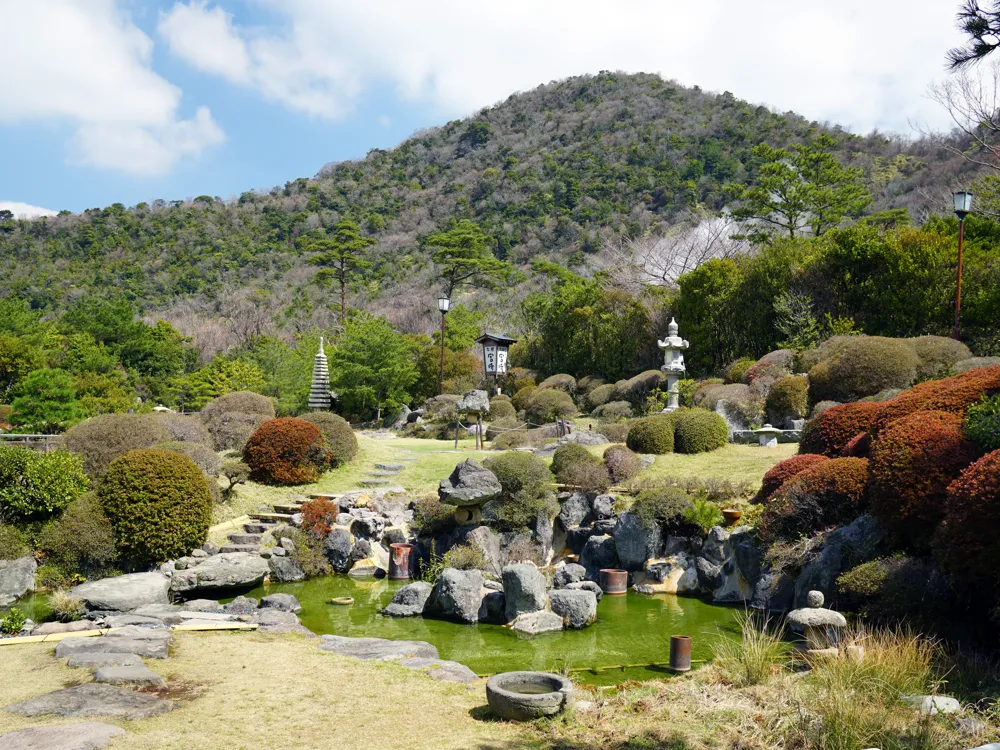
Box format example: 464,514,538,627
93,665,166,688
318,635,438,661
31,620,94,637
5,684,173,720
170,552,269,593
395,657,479,684
0,721,125,749
67,653,143,669
102,615,169,629
70,573,170,612
374,463,405,471
56,636,170,660
511,610,564,636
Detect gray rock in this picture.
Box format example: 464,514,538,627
92,665,165,688
591,494,615,520
131,604,184,624
750,571,795,612
454,525,503,576
383,582,433,617
695,557,723,591
56,637,170,660
101,615,168,629
793,542,843,609
278,537,296,553
593,519,616,535
182,599,223,613
549,589,597,629
566,526,595,554
31,620,93,636
483,579,503,592
191,548,208,558
250,609,302,630
169,552,269,593
701,526,730,564
429,568,485,623
351,516,386,540
786,607,847,628
0,722,125,750
66,653,143,669
955,716,987,736
558,493,592,529
324,527,353,573
510,610,564,636
502,563,547,622
0,556,36,606
732,529,763,584
479,590,506,624
534,512,556,563
552,563,587,589
457,389,490,414
902,695,963,715
382,526,408,547
70,572,170,612
223,596,257,615
5,684,173,720
260,593,302,613
438,459,501,506
395,657,479,684
566,580,603,602
561,431,609,447
318,635,438,661
334,513,354,526
613,513,663,571
580,534,618,579
269,556,306,583
103,625,172,640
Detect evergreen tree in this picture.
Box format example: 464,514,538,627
10,369,86,433
419,220,515,297
306,219,375,325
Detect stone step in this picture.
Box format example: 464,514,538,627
244,522,275,534
227,533,262,545
249,512,293,522
308,492,343,501
360,479,389,487
367,470,398,477
219,544,259,554
374,463,405,471
271,504,303,514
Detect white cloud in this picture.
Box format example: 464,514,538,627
0,202,58,219
0,0,224,175
158,0,966,134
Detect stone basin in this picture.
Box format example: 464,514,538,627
485,671,573,721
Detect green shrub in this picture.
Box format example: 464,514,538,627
243,418,329,485
616,370,667,406
271,526,330,578
154,441,221,477
604,444,642,484
586,383,616,410
672,409,728,454
152,412,212,445
524,389,578,424
443,543,487,571
510,385,537,412
965,393,1000,453
591,400,633,420
695,383,750,411
765,376,809,424
482,451,557,531
98,449,213,566
491,430,534,450
0,608,26,635
0,525,28,560
908,335,972,380
626,414,675,454
837,555,942,622
486,416,519,441
550,443,597,478
807,336,919,403
64,413,170,477
576,375,606,398
691,378,725,406
299,412,358,466
630,487,691,529
0,447,88,523
682,495,725,532
726,357,757,384
954,356,1000,373
412,495,457,534
538,373,577,394
488,398,516,420
799,401,881,457
38,492,116,577
598,422,629,443
220,458,249,499
200,391,275,452
559,462,611,492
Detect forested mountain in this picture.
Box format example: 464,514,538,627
0,72,980,350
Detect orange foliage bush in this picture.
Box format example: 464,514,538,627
799,401,881,457
243,418,328,485
300,498,339,539
753,453,830,504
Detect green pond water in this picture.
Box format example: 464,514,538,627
240,576,743,686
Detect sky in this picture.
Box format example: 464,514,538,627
0,0,970,217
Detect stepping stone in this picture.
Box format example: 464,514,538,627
67,653,143,669
360,479,389,487
219,544,259,553
271,504,303,514
102,614,168,629
243,522,275,534
248,512,292,522
367,471,398,477
318,635,438,661
5,684,173,720
57,635,170,660
374,463,405,471
93,664,165,688
0,721,125,749
31,620,94,636
395,657,480,684
226,533,262,545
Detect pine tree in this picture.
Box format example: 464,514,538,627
307,219,376,325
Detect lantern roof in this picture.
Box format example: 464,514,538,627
475,333,518,346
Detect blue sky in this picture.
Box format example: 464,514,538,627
0,0,968,217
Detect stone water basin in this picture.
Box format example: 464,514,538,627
486,671,573,720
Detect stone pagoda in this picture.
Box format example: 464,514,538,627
307,336,332,410
657,318,689,412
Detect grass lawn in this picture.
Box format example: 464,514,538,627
639,442,797,485
0,632,531,750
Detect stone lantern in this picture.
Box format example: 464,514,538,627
754,424,782,448
657,318,689,412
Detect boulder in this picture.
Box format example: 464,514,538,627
903,695,963,715
182,599,223,612
549,589,597,629
566,580,604,602
0,556,36,606
552,563,587,589
535,511,557,564
750,571,795,613
429,568,485,623
318,635,438,661
92,665,166,688
634,555,699,595
0,722,125,750
700,526,730,564
695,557,722,590
250,609,304,633
438,459,501,506
223,595,258,615
454,525,503,576
502,563,547,622
612,513,663,571
395,657,479,684
479,590,506,624
5,684,173,720
560,431,609,447
324,527,353,573
260,593,302,613
566,526,595,554
510,610,563,636
70,572,170,612
347,540,389,577
268,556,305,583
31,620,93,637
170,552,268,593
558,493,591,529
457,389,491,414
591,494,615,520
383,582,433,617
351,516,386,541
580,534,618,579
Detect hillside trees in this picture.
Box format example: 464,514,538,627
419,219,515,297
306,218,375,324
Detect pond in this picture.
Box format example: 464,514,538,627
240,576,743,686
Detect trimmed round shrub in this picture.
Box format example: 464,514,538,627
491,430,534,451
524,389,578,424
725,357,757,384
482,451,557,531
200,390,274,421
933,449,1000,596
869,410,977,548
765,376,809,425
550,443,599,479
538,373,577,395
965,393,1000,453
752,453,830,504
626,414,675,454
843,432,871,458
98,449,212,566
695,383,750,411
604,444,642,484
691,378,725,406
811,400,841,417
577,375,607,399
38,492,116,578
200,391,275,452
672,409,728,454
64,413,170,477
870,365,1000,437
616,370,667,406
560,462,611,493
154,441,221,477
586,383,616,410
244,418,329,485
954,356,1000,373
0,447,89,523
488,398,517,420
799,401,881,457
486,416,519,442
744,360,790,386
299,412,358,466
807,336,919,403
909,336,972,380
758,457,870,543
592,400,633,421
598,422,629,444
152,412,212,445
630,487,692,530
511,385,538,413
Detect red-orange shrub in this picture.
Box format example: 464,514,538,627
799,401,881,457
243,418,328,485
758,458,869,543
844,432,871,458
933,450,1000,596
869,410,978,549
753,454,830,504
870,365,1000,436
300,498,338,539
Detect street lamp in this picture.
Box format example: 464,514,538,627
475,333,517,394
437,296,450,395
953,191,973,340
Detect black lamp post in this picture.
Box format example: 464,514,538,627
437,296,450,395
475,333,517,394
953,191,973,340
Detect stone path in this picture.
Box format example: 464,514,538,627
361,461,404,488
317,634,479,684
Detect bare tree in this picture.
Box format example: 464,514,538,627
927,61,1000,172
218,287,274,349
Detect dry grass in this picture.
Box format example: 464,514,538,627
711,611,789,688
0,632,530,750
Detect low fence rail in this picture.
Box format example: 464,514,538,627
0,434,61,451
